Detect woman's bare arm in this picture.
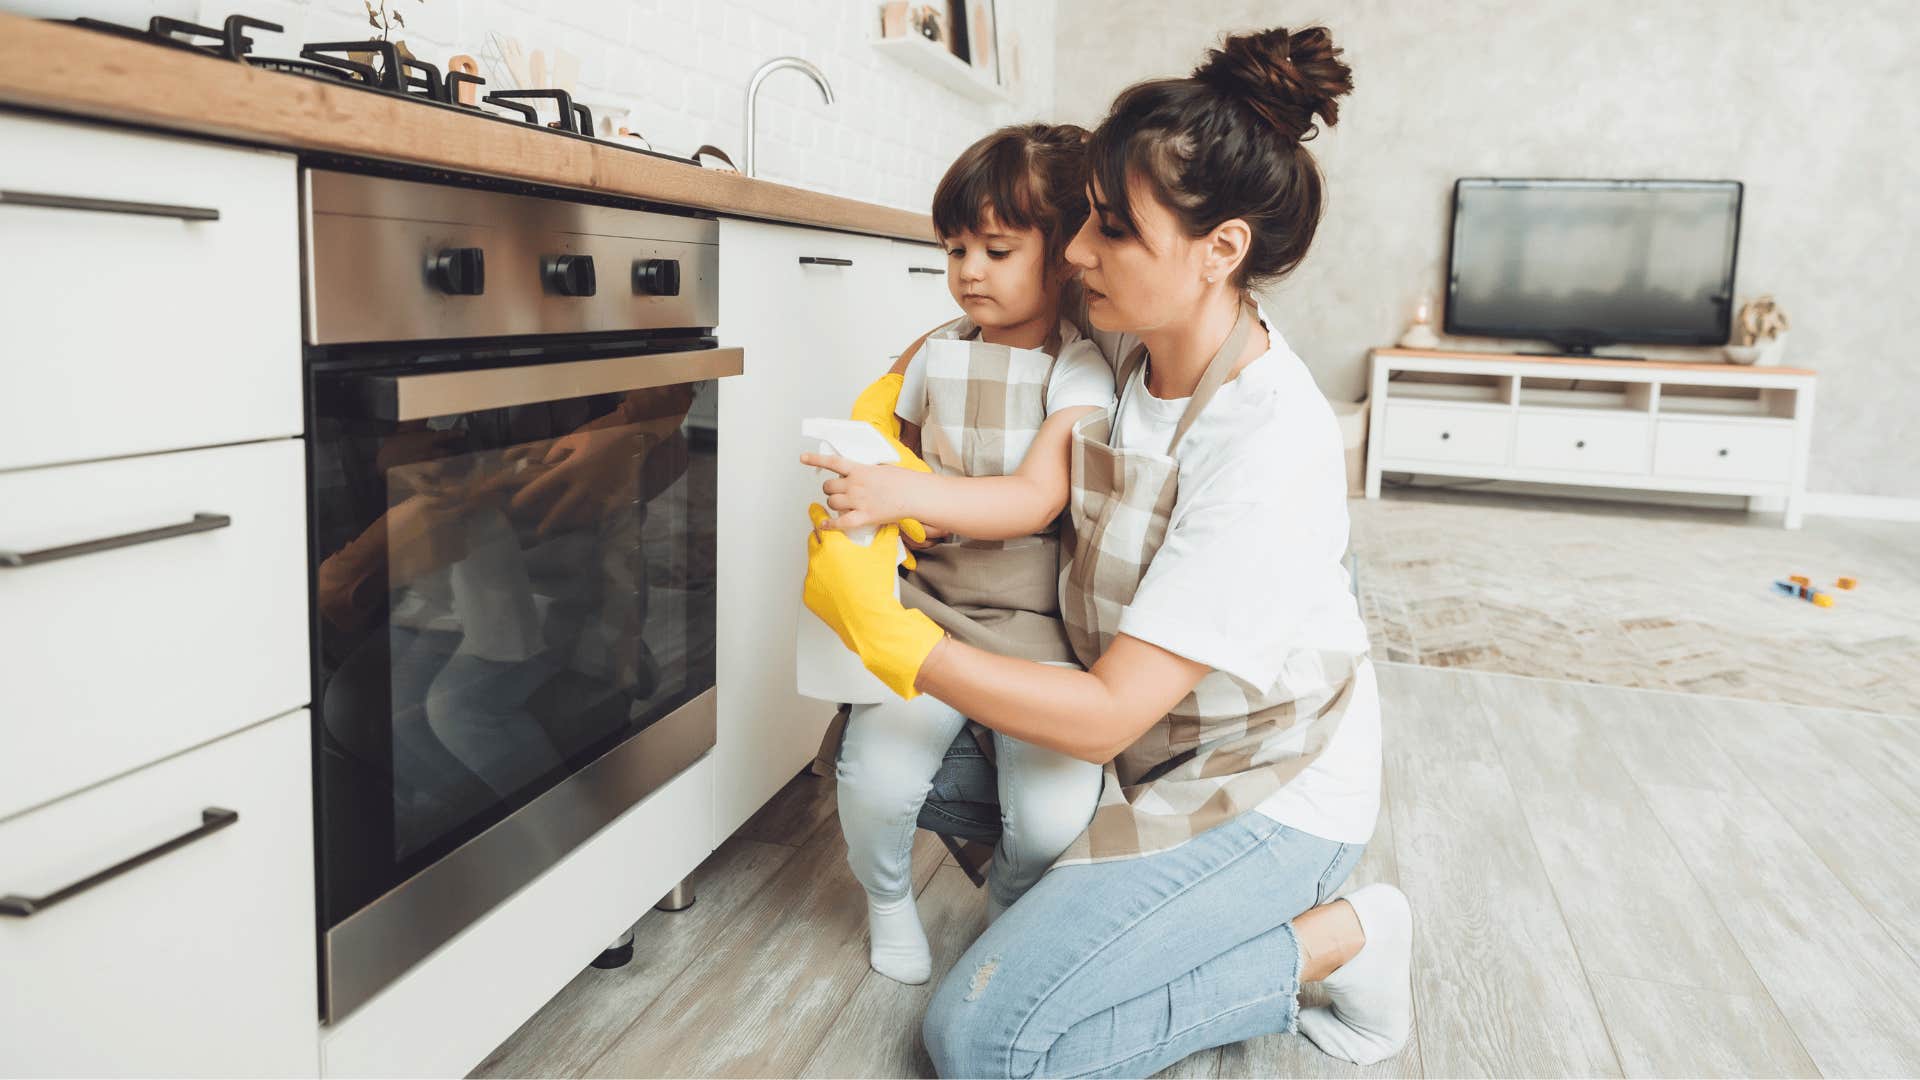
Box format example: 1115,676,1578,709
913,632,1208,763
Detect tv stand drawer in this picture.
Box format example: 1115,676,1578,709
1381,403,1511,465
1654,418,1793,483
1515,412,1652,473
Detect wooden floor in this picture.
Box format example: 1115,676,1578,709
473,664,1920,1078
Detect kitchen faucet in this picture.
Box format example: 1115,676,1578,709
742,57,834,178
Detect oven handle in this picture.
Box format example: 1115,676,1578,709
353,346,744,421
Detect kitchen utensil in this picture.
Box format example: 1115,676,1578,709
448,53,481,105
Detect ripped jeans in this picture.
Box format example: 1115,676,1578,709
836,678,1103,912
921,810,1365,1078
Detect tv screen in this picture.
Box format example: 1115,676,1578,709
1444,178,1742,352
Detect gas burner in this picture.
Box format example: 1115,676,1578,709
58,11,695,164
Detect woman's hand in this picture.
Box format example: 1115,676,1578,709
803,504,944,699
801,453,939,537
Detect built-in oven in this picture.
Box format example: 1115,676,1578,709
301,169,736,1023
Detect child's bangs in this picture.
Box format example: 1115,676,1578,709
932,137,1044,241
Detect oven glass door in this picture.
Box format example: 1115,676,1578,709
310,347,721,941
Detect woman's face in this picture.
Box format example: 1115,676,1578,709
1065,173,1213,334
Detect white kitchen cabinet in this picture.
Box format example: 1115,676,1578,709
713,218,898,842
0,113,301,471
0,439,310,821
887,239,961,352
0,709,318,1078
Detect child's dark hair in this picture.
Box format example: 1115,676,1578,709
1087,26,1354,287
932,123,1091,267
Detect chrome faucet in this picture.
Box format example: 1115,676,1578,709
742,57,834,178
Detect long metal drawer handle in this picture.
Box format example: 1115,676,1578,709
0,189,220,222
356,346,745,422
0,808,239,918
906,266,944,275
0,512,231,569
798,256,853,267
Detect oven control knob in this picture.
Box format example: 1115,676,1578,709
633,258,682,297
543,254,597,297
430,247,485,295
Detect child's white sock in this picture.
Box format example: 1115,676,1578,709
866,892,931,985
1297,883,1414,1065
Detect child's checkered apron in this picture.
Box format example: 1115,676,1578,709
1054,304,1361,867
897,318,1078,665
810,318,1081,783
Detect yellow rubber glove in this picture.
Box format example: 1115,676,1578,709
804,503,944,699
848,373,933,548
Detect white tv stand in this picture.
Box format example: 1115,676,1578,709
1364,348,1817,528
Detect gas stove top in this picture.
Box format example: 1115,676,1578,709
62,13,697,166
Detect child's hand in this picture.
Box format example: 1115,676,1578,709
801,453,936,538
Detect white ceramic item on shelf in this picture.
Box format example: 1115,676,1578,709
1723,344,1762,365
1755,330,1789,366
1396,293,1440,349
795,418,909,705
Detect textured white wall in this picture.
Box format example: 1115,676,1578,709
1053,0,1919,498
12,0,1057,212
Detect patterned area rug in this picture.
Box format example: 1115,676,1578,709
1347,491,1920,716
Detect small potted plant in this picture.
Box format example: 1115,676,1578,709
1733,295,1791,366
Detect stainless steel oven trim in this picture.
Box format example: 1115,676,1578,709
302,170,722,346
358,346,743,421
323,687,716,1023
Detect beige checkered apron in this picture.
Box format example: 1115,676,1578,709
1054,304,1360,867
809,318,1083,778
896,317,1079,666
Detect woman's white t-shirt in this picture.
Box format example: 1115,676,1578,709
1106,308,1381,845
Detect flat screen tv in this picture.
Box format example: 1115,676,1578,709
1444,178,1743,355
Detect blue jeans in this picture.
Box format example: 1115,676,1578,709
922,811,1365,1078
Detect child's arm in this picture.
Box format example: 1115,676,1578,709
802,404,1100,541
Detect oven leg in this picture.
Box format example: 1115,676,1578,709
655,877,696,912
592,926,635,970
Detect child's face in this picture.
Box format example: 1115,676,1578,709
941,213,1057,330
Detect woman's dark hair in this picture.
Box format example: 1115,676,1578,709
932,122,1091,267
1088,26,1354,287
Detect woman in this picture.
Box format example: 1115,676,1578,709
804,25,1412,1077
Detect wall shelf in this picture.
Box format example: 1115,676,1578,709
872,33,1010,104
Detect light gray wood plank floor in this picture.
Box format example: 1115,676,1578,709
475,664,1920,1078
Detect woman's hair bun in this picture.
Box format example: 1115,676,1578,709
1194,26,1354,142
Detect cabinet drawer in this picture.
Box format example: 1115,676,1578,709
1654,419,1794,484
0,441,309,819
1515,412,1652,473
1382,403,1512,465
888,239,959,352
0,114,301,470
0,711,317,1077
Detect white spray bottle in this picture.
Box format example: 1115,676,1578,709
796,418,910,703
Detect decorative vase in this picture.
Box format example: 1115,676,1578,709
1755,331,1789,367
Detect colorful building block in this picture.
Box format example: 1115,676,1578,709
1773,579,1833,607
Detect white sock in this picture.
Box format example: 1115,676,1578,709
1297,883,1414,1065
865,892,931,985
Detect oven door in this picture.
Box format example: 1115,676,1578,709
309,345,738,1022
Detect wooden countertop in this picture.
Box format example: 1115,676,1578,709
1375,346,1814,378
0,13,937,243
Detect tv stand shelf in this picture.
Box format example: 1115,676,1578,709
1365,347,1816,528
